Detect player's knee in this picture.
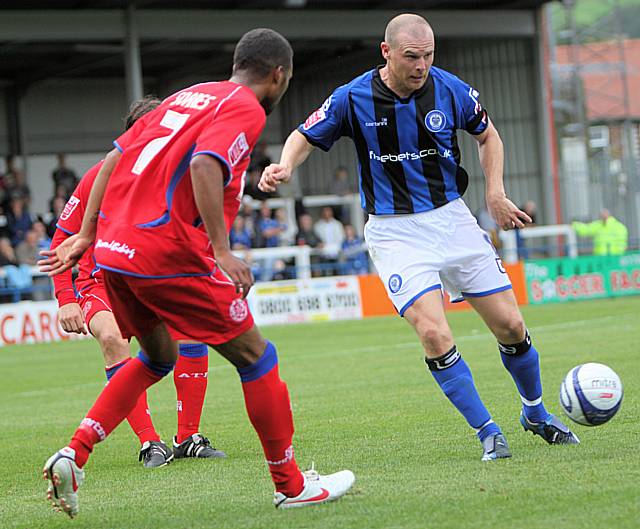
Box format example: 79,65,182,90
497,317,526,344
416,321,451,354
99,332,129,363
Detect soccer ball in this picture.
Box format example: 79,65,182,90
559,363,623,426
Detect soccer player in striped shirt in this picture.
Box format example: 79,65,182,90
261,13,579,461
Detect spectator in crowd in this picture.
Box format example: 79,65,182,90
331,166,354,223
7,171,31,208
51,153,78,197
0,155,22,210
32,220,52,254
572,208,628,256
16,228,50,300
16,228,40,266
475,205,500,247
257,203,284,248
295,213,322,248
245,166,274,200
0,236,32,292
248,140,272,174
239,201,257,241
295,213,323,277
315,206,345,275
515,200,537,260
6,195,33,246
229,216,253,250
331,166,353,197
46,196,66,238
339,224,368,275
274,207,295,246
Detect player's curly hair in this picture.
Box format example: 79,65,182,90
124,95,162,131
233,28,293,79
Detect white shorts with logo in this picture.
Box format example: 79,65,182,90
364,198,512,316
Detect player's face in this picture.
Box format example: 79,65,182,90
382,29,434,94
262,66,293,115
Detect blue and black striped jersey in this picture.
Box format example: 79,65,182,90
298,66,489,215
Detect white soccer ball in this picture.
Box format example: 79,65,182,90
559,363,623,426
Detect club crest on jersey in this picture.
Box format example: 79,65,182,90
388,274,402,294
60,195,80,221
303,95,332,130
425,110,446,133
229,298,248,322
228,132,249,167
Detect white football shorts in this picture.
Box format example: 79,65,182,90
364,198,512,316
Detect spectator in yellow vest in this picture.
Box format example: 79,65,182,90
572,209,628,256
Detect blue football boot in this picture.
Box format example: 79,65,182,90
520,413,580,445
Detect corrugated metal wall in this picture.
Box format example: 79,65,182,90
281,37,543,218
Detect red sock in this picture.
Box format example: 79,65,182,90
174,348,209,444
70,355,169,467
239,342,304,497
105,358,160,445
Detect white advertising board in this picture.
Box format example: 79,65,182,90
0,300,87,347
247,276,363,326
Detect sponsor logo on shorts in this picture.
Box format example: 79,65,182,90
228,132,249,167
425,110,447,132
60,195,80,221
495,258,506,274
95,239,136,260
82,301,92,318
388,274,403,294
229,298,248,322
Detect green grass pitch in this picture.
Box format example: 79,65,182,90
0,297,638,529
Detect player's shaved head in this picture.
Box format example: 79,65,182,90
124,95,161,131
233,28,293,80
384,13,432,47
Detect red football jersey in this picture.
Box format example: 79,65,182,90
52,162,104,305
95,82,265,277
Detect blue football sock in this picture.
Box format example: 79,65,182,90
179,343,208,358
427,346,501,442
499,331,550,423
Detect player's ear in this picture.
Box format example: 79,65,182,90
381,41,390,60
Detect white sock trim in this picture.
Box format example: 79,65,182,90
474,419,494,433
521,395,542,406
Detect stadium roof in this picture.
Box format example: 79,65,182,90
0,1,551,88
0,1,550,9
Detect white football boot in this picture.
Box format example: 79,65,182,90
274,465,355,509
43,447,85,518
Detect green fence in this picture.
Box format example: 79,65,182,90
524,253,640,304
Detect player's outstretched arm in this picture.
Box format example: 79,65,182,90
474,121,531,230
259,130,315,192
191,154,254,298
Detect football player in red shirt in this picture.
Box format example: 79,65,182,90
41,29,354,517
51,97,225,468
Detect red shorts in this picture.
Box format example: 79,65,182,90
101,268,254,345
77,283,113,328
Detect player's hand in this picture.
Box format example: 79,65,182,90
216,249,254,298
58,303,88,335
39,234,93,276
487,194,532,230
259,163,291,193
